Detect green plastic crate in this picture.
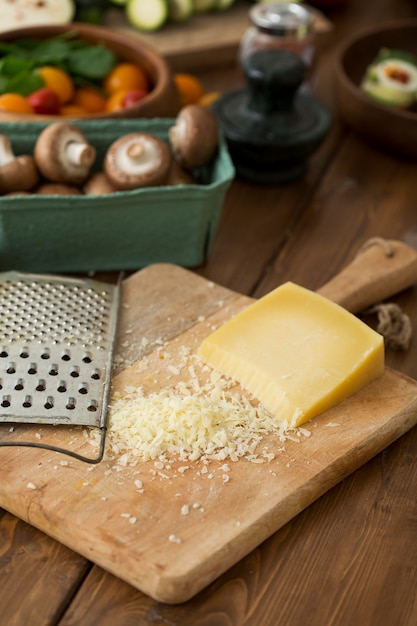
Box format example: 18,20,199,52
0,118,234,273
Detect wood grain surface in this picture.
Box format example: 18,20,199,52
1,0,417,624
0,264,416,603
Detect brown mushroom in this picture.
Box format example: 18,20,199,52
0,135,39,194
104,133,172,191
83,172,117,195
34,122,96,185
169,104,219,170
4,191,33,197
166,161,196,186
36,183,82,195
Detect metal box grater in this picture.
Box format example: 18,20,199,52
0,271,121,462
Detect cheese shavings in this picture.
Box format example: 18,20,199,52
103,368,297,463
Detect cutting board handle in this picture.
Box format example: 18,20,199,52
316,238,417,313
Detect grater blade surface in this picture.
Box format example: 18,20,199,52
0,271,120,429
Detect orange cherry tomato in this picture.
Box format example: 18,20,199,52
174,73,205,107
72,87,107,114
103,63,150,95
105,89,131,112
0,93,34,114
59,104,89,117
37,66,74,103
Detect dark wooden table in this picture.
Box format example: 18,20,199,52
1,1,417,624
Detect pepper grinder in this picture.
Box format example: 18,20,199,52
212,48,332,184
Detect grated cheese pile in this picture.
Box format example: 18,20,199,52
95,351,306,464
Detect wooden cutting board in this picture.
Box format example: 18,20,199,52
103,3,332,71
0,262,417,604
103,3,251,71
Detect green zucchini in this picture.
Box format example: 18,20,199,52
215,0,236,9
168,0,193,21
74,0,108,24
126,0,168,31
361,48,417,109
193,0,217,13
373,47,417,67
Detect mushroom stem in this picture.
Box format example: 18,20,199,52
0,136,15,166
66,141,96,168
127,142,145,160
34,122,96,185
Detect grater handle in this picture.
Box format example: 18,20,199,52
0,426,107,464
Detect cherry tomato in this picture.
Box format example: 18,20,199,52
72,87,107,114
0,93,34,114
28,88,61,115
122,89,148,108
60,104,89,117
198,91,221,107
37,66,74,103
105,89,130,112
103,63,150,95
174,73,205,107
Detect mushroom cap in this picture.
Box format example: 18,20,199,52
34,122,96,185
0,155,39,194
4,191,32,197
169,104,219,170
166,161,196,186
36,183,82,195
83,172,117,195
104,133,172,191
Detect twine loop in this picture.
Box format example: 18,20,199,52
366,303,412,351
355,238,412,350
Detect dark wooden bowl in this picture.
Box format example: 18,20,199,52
334,20,417,159
0,23,180,121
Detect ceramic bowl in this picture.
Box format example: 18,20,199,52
0,22,180,121
334,20,417,159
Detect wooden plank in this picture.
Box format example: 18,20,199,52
0,512,89,625
0,264,416,604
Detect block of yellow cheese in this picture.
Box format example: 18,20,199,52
198,282,384,427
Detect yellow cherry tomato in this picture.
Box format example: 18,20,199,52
103,63,150,95
37,66,74,104
105,89,130,112
0,93,34,114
